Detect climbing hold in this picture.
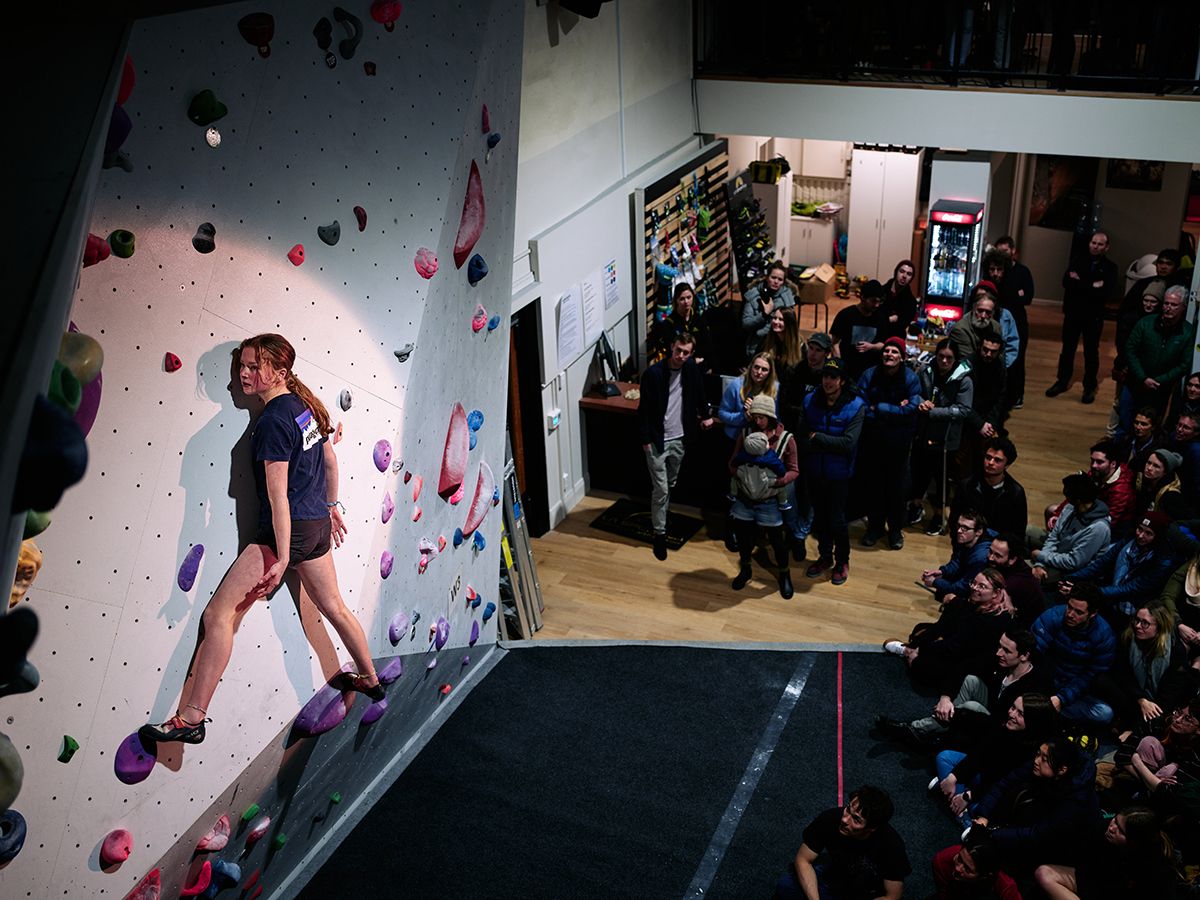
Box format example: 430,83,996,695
462,461,495,536
117,56,136,105
0,810,25,864
471,305,488,333
103,106,132,171
15,390,87,521
370,0,403,31
271,833,287,850
411,474,423,502
426,658,437,671
487,132,502,150
439,403,469,498
205,859,241,898
392,457,403,473
434,616,449,650
467,409,484,432
439,683,452,696
487,314,502,332
108,229,135,258
187,90,228,126
381,492,394,524
403,470,412,484
361,698,387,725
58,332,103,386
313,17,334,68
473,531,486,551
380,551,393,579
126,868,160,900
48,359,82,414
482,601,496,623
113,732,157,785
453,161,485,269
467,254,488,286
0,734,21,809
387,610,410,645
333,421,344,444
481,104,490,133
437,535,446,552
180,859,212,896
10,539,42,610
83,233,110,267
413,247,438,279
465,585,477,602
100,828,133,866
205,127,221,148
418,537,438,555
58,734,79,763
417,555,429,574
333,7,363,59
469,620,480,646
295,667,357,736
245,816,271,848
319,221,341,247
238,12,275,57
394,342,414,363
453,528,464,547
470,594,481,610
196,814,230,852
469,432,477,451
241,804,260,823
462,655,471,667
353,205,368,231
363,61,376,76
192,222,216,254
337,388,352,412
493,486,500,506
378,657,403,683
287,244,305,266
177,544,204,591
411,504,421,523
23,511,50,540
74,357,102,438
249,886,263,900
373,439,392,472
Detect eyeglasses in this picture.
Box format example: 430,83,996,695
1174,709,1199,725
956,523,978,532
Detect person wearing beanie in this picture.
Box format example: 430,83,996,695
1046,230,1118,405
830,279,889,380
1134,447,1185,522
1117,284,1192,438
727,393,799,598
1028,473,1111,585
855,336,923,549
1110,280,1165,433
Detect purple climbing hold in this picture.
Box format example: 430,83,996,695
361,698,387,725
426,657,437,670
473,531,486,551
487,132,502,150
469,620,480,646
380,551,393,579
388,610,410,645
113,732,158,785
434,616,449,650
373,439,392,472
177,544,204,592
294,665,356,736
381,492,394,524
487,314,502,332
467,254,488,286
482,601,496,623
461,655,471,667
453,528,464,548
466,409,484,431
378,657,403,683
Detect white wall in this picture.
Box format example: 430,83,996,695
6,1,523,895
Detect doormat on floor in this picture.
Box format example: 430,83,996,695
589,497,705,549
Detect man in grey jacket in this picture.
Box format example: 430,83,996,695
1028,473,1110,585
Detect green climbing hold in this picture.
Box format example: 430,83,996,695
187,89,228,126
23,511,51,539
241,803,260,822
47,361,82,415
108,230,135,258
330,792,341,804
58,735,79,763
272,833,287,850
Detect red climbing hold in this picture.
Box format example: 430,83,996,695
117,56,136,106
249,886,263,900
353,205,368,231
414,247,438,279
363,61,376,76
100,829,133,866
481,104,490,133
370,0,403,31
83,233,111,267
439,683,452,695
164,352,182,373
243,869,261,891
287,244,305,266
180,860,212,897
238,13,275,58
124,867,160,900
453,161,485,268
438,403,469,498
462,461,495,536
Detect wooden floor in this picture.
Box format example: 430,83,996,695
529,301,1118,644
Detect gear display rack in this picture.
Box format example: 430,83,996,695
725,173,776,296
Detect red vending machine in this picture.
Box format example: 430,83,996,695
922,199,985,322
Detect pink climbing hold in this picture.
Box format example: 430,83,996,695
164,352,182,373
481,104,490,133
414,247,438,279
453,161,485,269
100,828,133,867
439,683,452,696
449,482,465,505
465,585,478,602
83,233,111,267
462,461,495,536
180,860,212,897
381,492,394,524
114,732,157,785
287,244,305,266
471,304,488,333
370,0,403,31
333,421,344,445
196,814,230,852
438,403,469,498
380,551,394,579
411,504,421,522
117,56,136,106
411,474,423,502
125,867,160,900
437,535,447,553
244,816,270,848
238,13,275,57
417,555,429,574
353,205,368,231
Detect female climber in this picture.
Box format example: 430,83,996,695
140,333,382,745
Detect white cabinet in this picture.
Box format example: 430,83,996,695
800,140,849,179
789,217,835,266
847,149,923,281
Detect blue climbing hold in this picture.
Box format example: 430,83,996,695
472,531,486,551
492,486,500,506
466,409,484,431
487,132,501,149
469,432,477,451
177,544,204,592
453,528,464,548
487,314,501,332
482,601,496,623
470,594,481,610
0,809,27,864
467,254,488,286
202,859,241,898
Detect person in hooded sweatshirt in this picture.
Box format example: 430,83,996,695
1028,473,1111,586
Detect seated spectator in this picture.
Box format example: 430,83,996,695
742,261,795,362
1134,448,1184,521
1092,600,1186,733
931,831,1021,900
922,510,995,602
886,567,1014,690
649,282,713,370
879,259,918,341
1171,371,1200,433
718,352,779,441
1117,284,1191,438
910,339,974,535
1088,437,1136,534
856,337,922,550
876,628,1050,747
1028,474,1111,585
1031,582,1116,726
831,279,888,380
1120,701,1200,806
1167,411,1200,503
775,786,910,900
985,534,1044,627
969,739,1099,872
1034,805,1181,900
948,437,1028,539
760,306,805,381
1125,406,1165,476
1062,511,1177,630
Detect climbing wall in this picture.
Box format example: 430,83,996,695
2,0,522,895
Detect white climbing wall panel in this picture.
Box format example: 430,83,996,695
3,0,522,895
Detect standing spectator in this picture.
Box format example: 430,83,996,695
1031,581,1117,726
949,437,1028,539
718,352,779,440
1121,248,1185,310
931,832,1022,900
1046,231,1119,404
761,307,805,380
1029,474,1111,585
948,286,1005,367
831,279,889,380
800,358,866,586
856,337,923,550
742,261,795,361
775,786,910,900
636,334,715,561
880,258,918,341
963,335,1006,471
986,534,1044,627
1088,437,1136,534
1119,284,1192,437
778,334,834,561
649,282,713,370
921,510,995,602
993,236,1035,410
910,340,974,534
1108,281,1162,438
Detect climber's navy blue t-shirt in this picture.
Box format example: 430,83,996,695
252,393,328,527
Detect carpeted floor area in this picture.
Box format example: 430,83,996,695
299,645,960,899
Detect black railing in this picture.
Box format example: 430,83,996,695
695,1,1200,96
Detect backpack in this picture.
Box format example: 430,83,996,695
734,430,791,502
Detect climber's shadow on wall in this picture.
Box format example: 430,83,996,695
151,343,342,748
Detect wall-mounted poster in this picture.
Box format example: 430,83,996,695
1028,155,1099,231
1106,158,1165,191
